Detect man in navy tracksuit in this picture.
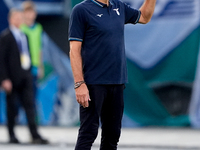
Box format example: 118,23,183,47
69,0,156,149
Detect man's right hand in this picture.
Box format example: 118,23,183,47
1,79,12,94
75,83,91,108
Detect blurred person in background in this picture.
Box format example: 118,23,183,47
0,8,48,144
69,0,156,149
20,1,44,115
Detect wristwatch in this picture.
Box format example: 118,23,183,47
74,81,85,89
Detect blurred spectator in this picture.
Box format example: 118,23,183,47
20,1,44,110
0,8,48,144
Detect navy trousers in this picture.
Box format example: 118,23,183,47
75,84,125,150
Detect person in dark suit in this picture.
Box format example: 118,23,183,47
0,9,48,144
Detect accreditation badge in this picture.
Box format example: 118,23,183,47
20,53,31,70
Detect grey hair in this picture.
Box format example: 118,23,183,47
8,8,22,20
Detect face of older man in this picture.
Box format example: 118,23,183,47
9,11,24,28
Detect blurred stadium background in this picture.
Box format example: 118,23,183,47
0,0,200,129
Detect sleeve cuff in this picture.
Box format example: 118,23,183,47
134,10,141,24
69,37,83,42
